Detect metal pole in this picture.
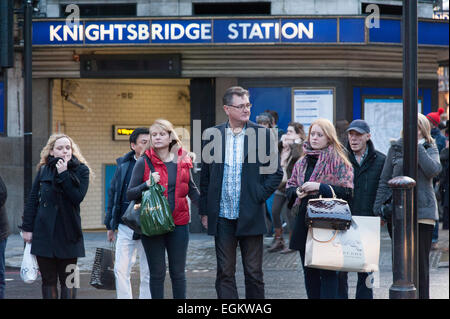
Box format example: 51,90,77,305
23,0,32,204
389,176,417,299
402,0,419,298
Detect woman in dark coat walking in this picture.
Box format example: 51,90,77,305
22,134,91,299
286,118,354,299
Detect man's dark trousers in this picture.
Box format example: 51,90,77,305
215,217,264,299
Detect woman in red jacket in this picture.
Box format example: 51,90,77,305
127,119,199,299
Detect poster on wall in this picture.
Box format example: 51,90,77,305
292,88,334,133
364,98,422,155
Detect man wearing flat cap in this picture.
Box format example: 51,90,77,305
338,119,386,299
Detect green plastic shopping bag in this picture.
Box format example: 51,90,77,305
140,175,175,236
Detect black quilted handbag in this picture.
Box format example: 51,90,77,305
89,247,116,290
305,185,352,230
121,200,142,235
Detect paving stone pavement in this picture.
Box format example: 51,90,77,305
4,225,449,299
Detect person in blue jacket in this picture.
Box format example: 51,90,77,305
104,127,151,299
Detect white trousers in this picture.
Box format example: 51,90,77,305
114,224,151,299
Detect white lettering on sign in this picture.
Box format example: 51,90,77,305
238,23,252,39
150,23,212,40
115,24,127,40
261,22,279,39
171,23,184,40
186,23,200,39
85,24,99,41
228,23,239,40
127,24,137,40
281,22,313,39
46,21,317,43
151,23,163,40
50,25,62,41
201,23,212,39
226,22,312,40
228,22,280,40
138,24,150,40
100,24,114,41
49,23,152,42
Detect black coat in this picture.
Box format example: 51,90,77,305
200,121,283,236
346,140,386,216
0,175,10,241
22,163,89,259
104,150,135,231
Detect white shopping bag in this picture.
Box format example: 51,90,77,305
305,216,380,272
20,235,39,284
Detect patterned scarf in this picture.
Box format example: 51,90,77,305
287,142,353,206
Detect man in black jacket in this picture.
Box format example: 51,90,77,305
338,119,386,299
104,127,151,299
0,175,10,299
200,86,283,299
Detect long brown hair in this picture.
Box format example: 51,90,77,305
307,118,352,168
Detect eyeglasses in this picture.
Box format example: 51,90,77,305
227,103,252,110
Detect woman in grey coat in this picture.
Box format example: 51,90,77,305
373,113,442,299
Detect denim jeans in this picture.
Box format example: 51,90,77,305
215,217,264,299
0,238,7,299
299,250,339,299
337,272,373,299
140,224,189,299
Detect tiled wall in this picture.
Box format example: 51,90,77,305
52,78,190,229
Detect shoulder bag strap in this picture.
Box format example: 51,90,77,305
143,153,155,173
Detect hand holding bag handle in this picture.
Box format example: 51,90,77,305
317,184,336,199
306,184,352,230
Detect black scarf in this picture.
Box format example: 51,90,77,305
47,155,83,243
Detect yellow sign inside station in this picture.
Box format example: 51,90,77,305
113,125,147,141
117,128,135,136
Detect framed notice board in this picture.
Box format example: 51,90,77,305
292,87,335,133
363,97,422,155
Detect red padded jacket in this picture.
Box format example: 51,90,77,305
143,147,193,225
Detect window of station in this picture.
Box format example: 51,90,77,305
60,3,137,18
361,2,403,16
192,2,271,15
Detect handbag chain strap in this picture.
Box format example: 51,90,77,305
309,227,339,243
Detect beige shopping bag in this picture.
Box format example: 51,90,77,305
305,216,380,272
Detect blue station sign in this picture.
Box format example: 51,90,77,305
32,17,449,46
